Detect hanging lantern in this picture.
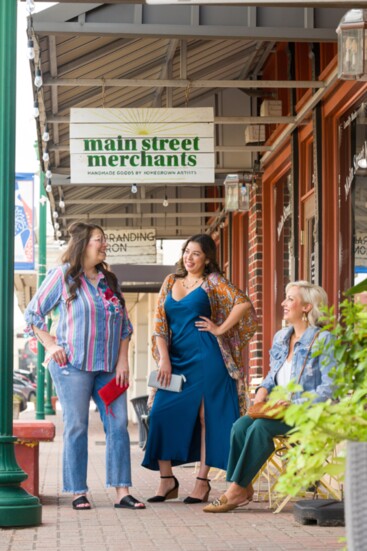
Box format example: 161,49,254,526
337,9,367,80
224,174,251,212
224,174,239,212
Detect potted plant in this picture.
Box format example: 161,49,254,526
268,281,367,547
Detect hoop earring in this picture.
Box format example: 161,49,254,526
302,312,308,323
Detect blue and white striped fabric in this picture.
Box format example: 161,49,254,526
24,264,133,372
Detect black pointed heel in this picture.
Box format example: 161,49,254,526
147,475,179,503
183,477,211,504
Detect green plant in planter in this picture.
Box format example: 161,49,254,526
267,290,367,498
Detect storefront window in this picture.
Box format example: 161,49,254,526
339,99,367,290
353,176,367,284
274,174,292,328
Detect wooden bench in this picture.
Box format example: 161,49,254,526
13,420,56,497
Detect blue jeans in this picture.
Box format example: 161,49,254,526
49,361,132,494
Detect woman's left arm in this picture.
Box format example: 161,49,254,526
312,333,336,403
196,302,252,337
115,337,130,387
115,298,133,387
293,332,336,404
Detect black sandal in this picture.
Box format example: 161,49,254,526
114,495,146,509
147,475,179,503
183,477,211,504
72,495,91,510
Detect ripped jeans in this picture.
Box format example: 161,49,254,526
49,360,132,494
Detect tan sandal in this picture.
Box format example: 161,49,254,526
203,493,252,513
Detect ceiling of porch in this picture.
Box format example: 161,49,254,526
28,1,345,240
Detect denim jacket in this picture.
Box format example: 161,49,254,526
260,326,335,404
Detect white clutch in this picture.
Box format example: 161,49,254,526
148,370,186,392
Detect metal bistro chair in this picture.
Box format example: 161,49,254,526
252,435,343,513
130,395,149,450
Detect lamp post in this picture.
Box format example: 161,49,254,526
35,170,46,420
337,9,367,80
0,0,41,526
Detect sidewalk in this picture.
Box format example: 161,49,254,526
0,406,345,551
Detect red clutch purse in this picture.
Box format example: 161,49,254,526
98,378,129,414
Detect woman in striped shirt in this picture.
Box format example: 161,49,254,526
24,222,145,511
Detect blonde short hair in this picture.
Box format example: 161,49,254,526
285,280,328,327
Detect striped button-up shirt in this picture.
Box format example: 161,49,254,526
24,264,133,372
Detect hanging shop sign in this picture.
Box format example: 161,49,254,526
105,228,156,265
70,108,215,184
14,173,35,271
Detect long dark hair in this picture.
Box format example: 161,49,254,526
61,222,125,308
176,234,222,277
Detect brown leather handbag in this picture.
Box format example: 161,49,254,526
247,401,286,420
247,330,320,420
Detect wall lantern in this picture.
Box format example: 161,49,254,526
224,174,250,212
337,9,367,80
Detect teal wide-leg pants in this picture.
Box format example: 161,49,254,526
226,415,291,488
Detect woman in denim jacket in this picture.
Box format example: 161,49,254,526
204,280,335,513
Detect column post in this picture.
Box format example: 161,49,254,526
0,0,41,526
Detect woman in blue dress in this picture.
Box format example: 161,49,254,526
142,234,257,504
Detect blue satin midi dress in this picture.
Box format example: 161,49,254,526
142,286,240,471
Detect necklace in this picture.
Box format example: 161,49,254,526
181,276,202,290
85,271,98,281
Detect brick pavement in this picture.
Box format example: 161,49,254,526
0,406,345,551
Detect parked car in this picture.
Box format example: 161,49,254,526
16,365,37,384
13,375,36,404
14,371,37,388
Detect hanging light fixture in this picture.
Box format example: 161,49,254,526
131,183,138,194
25,0,36,14
224,174,240,212
33,100,39,118
34,67,43,88
45,180,52,193
42,124,50,142
238,184,250,212
163,186,169,207
52,211,59,219
27,39,35,60
337,9,367,80
59,199,65,209
45,168,52,179
42,148,49,162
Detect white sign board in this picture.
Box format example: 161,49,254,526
70,108,215,184
105,228,156,265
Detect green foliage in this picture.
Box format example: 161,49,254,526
268,298,367,497
345,276,367,296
